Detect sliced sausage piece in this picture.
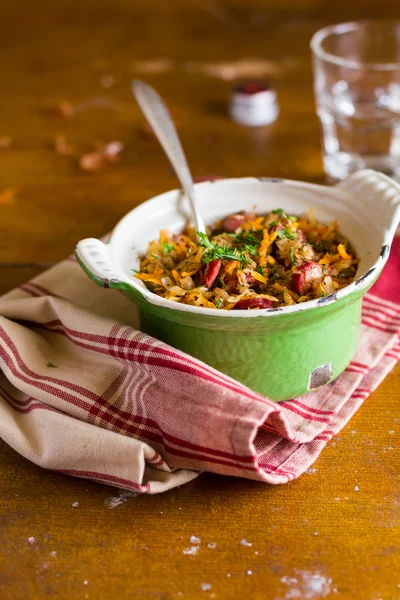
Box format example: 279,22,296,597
203,259,221,288
296,230,307,244
233,297,273,310
291,261,323,295
245,271,259,287
223,273,238,294
222,214,246,233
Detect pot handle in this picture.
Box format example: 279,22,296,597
75,238,132,290
337,169,400,240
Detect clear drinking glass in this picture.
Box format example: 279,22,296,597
311,20,400,180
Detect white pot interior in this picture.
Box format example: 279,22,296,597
109,177,381,287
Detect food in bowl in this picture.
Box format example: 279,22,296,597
76,170,400,399
134,208,359,310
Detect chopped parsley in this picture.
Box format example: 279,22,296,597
227,231,261,247
284,228,297,240
215,299,222,309
161,242,174,255
219,277,227,289
276,228,297,241
197,231,252,266
243,243,258,256
289,246,295,265
272,208,284,214
237,232,260,245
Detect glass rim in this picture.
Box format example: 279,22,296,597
310,19,400,71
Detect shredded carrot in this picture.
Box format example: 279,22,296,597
297,217,311,231
225,260,239,275
242,216,264,231
171,269,180,282
258,229,270,267
269,231,278,244
258,294,279,301
186,227,197,243
181,267,201,277
319,227,333,241
319,253,340,265
195,295,215,308
298,218,329,235
160,229,171,244
283,291,296,305
272,283,286,292
337,243,351,260
185,292,197,302
284,289,298,300
267,255,277,265
180,234,194,246
135,274,162,285
250,270,267,284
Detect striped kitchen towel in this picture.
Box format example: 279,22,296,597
0,239,398,494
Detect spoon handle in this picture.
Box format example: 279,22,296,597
132,80,207,235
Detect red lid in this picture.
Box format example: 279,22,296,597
233,81,273,96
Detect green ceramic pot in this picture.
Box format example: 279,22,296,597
76,170,400,401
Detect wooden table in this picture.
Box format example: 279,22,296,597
1,1,399,598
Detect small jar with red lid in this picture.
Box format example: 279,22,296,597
229,81,279,126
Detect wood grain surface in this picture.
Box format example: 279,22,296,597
0,1,399,598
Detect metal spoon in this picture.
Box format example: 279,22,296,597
132,79,207,236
